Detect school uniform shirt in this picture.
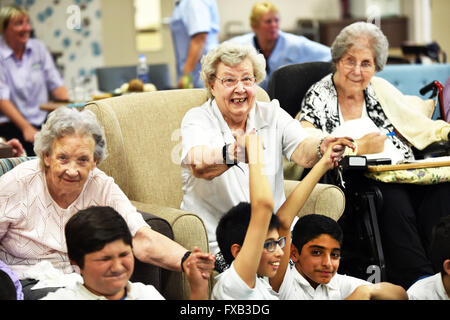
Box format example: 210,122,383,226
407,273,449,300
278,263,370,300
170,0,219,88
0,36,64,126
227,31,331,90
41,281,165,300
211,262,279,300
0,159,149,279
180,99,308,254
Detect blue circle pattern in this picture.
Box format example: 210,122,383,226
15,0,103,89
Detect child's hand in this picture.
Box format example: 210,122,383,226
184,247,215,300
321,137,355,168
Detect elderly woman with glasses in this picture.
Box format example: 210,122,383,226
299,22,450,289
180,42,353,270
0,106,215,299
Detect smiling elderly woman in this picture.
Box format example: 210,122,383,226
180,42,353,269
299,22,450,289
0,106,214,299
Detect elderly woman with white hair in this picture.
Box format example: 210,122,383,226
0,107,215,299
180,42,353,270
299,21,450,289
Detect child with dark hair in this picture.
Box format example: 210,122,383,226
212,135,351,299
212,134,281,299
261,135,407,299
275,214,406,299
42,206,213,300
407,215,450,300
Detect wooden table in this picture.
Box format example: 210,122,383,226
40,101,86,112
368,159,450,172
39,101,70,112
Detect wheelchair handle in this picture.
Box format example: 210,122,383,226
420,81,439,96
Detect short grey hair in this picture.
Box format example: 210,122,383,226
331,21,389,72
200,42,266,99
34,107,108,168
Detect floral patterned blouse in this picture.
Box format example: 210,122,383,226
299,73,415,161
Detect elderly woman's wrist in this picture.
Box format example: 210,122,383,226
317,137,326,159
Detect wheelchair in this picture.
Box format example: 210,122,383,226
267,62,449,283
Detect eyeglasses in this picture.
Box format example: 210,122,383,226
340,57,374,73
214,75,256,88
263,237,286,252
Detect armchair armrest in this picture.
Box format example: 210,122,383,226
130,210,173,296
283,180,345,221
131,201,209,300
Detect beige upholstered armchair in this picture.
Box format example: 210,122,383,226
85,86,345,299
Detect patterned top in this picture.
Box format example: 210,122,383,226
0,159,148,279
299,73,414,161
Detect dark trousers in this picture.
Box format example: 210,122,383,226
339,171,450,289
0,122,41,156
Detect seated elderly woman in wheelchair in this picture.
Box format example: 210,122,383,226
298,21,450,290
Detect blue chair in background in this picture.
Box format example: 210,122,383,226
376,63,450,119
96,63,172,92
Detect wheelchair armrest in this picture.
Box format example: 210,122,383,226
412,140,450,159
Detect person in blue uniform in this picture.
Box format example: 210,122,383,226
228,1,331,91
170,0,220,88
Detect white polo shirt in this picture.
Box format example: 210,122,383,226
211,262,279,300
278,263,370,300
180,99,308,253
41,281,165,300
407,273,449,300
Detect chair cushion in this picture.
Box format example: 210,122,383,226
0,157,37,176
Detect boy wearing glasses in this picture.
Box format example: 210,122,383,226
212,134,344,299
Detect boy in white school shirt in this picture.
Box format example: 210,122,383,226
273,214,406,300
211,133,280,300
211,134,345,300
407,215,450,300
263,137,406,300
42,206,214,300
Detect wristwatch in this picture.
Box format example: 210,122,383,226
222,144,237,167
180,251,191,272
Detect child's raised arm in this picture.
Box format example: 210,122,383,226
233,133,274,289
270,139,349,292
